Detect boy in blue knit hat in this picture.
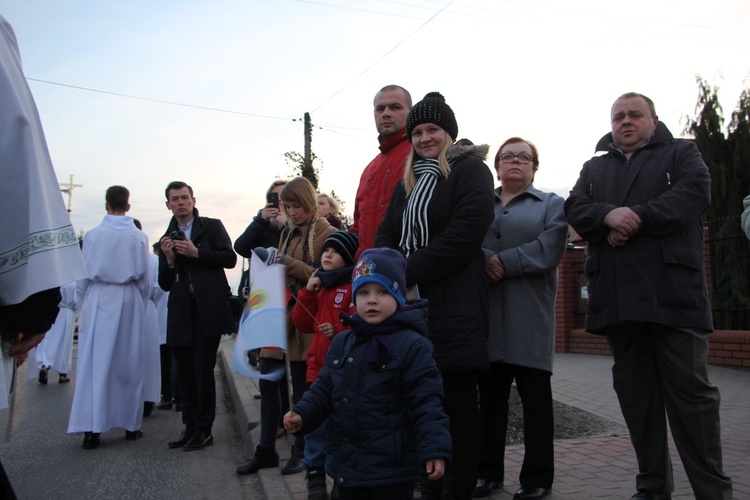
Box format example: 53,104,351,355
285,248,451,499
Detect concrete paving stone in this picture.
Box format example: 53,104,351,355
591,472,629,483
556,456,586,466
599,466,633,476
224,346,749,499
576,460,611,470
565,468,598,480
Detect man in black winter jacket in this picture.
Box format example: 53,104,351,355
565,93,732,500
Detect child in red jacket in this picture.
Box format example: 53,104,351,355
291,231,358,498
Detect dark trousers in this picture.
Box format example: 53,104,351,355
258,358,306,451
606,323,732,499
477,362,554,488
1,459,16,499
173,334,221,436
420,370,483,500
338,482,413,500
159,344,172,400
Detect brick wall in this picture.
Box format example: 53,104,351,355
555,242,750,369
708,330,750,367
554,248,583,352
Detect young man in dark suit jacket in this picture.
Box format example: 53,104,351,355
159,181,237,451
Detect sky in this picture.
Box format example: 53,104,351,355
4,0,750,289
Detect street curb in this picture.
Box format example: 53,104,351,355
219,341,293,500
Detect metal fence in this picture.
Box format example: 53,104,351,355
705,215,750,330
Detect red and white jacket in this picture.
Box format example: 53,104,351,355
292,283,356,383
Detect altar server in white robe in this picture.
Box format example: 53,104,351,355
153,243,174,410
142,250,164,409
67,186,150,449
36,281,81,384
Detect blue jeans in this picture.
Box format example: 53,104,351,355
303,418,327,468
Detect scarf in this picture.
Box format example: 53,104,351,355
399,158,442,257
341,312,404,368
316,266,354,288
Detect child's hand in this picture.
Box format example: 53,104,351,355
306,269,321,292
284,411,303,433
318,323,335,339
425,459,445,480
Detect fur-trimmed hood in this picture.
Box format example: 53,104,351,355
447,143,490,163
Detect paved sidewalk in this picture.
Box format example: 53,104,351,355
220,343,749,499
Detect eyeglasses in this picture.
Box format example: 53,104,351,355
499,153,535,164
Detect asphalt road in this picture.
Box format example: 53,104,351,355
0,342,262,499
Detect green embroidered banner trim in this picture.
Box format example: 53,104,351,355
0,225,79,275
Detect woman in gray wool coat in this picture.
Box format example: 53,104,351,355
474,137,568,500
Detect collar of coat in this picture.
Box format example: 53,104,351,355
167,207,201,234
446,143,490,163
378,128,408,154
494,183,545,203
594,120,674,154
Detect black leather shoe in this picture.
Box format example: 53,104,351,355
631,490,671,500
236,446,279,475
82,432,100,450
473,478,502,498
143,402,154,417
155,399,173,410
38,366,48,385
281,444,305,474
514,487,550,499
168,430,193,449
125,429,143,441
183,433,213,451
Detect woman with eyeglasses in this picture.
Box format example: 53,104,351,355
473,138,568,500
376,92,495,499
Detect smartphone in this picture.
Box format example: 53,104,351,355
266,192,279,209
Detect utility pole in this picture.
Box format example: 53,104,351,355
59,174,82,213
304,112,312,177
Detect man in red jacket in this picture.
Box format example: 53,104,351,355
350,85,413,259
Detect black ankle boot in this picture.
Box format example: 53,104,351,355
306,467,328,500
281,444,305,474
236,445,279,475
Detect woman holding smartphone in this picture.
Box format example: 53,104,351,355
234,180,287,258
234,177,336,479
234,180,297,475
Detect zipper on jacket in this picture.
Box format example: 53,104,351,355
380,166,392,208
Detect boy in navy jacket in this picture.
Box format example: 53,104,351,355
285,248,451,499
